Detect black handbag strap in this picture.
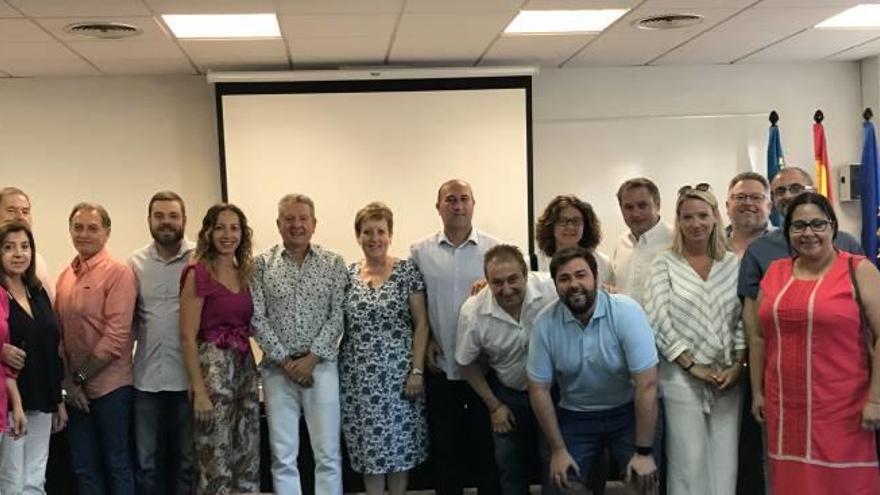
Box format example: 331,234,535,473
848,256,875,369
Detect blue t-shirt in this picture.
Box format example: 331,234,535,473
737,229,862,299
527,290,658,412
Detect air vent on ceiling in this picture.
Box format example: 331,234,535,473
64,22,143,39
634,13,704,30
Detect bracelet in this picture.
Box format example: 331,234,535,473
72,369,87,386
635,445,653,456
410,367,424,376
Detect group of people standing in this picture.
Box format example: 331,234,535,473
0,166,878,495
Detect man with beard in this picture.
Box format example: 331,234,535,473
725,172,773,258
455,244,557,494
528,247,659,494
738,166,861,494
128,191,195,494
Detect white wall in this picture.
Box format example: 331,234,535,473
0,62,866,280
0,76,220,277
533,63,864,256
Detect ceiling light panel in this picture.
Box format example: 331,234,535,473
162,13,281,38
816,4,880,28
504,9,629,34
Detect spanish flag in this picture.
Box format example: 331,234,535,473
813,110,833,201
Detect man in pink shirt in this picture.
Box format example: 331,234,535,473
55,202,137,495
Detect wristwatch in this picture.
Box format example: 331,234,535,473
72,370,87,386
635,445,653,456
410,367,424,376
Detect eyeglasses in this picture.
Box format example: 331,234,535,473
678,183,711,196
555,216,584,228
773,184,814,197
789,219,832,233
731,193,767,203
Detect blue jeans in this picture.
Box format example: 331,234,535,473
134,390,194,495
557,402,636,484
67,385,135,495
490,379,552,495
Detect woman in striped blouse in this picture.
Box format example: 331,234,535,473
645,184,746,495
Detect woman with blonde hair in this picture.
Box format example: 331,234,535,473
180,203,259,494
645,184,745,495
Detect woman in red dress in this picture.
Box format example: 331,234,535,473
752,192,880,494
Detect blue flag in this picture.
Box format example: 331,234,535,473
768,123,785,226
860,120,880,267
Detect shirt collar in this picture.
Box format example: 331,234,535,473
628,218,667,244
480,273,546,321
724,223,774,239
72,247,111,276
147,239,195,263
438,228,479,247
281,243,317,261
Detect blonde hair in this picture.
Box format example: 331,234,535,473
671,188,727,261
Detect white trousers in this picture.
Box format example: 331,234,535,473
261,361,342,495
0,411,53,495
662,361,743,495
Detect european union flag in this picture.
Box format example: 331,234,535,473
860,114,880,268
768,111,785,226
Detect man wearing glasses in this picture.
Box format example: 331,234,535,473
737,166,861,495
725,172,774,258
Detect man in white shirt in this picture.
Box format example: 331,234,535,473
456,244,557,495
0,187,54,372
610,178,674,306
410,179,501,495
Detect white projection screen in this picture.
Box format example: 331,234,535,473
216,76,533,264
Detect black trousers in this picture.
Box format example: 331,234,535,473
425,372,501,495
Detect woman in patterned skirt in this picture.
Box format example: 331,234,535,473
753,192,880,494
339,202,430,495
180,203,259,494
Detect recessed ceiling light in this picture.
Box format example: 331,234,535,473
504,9,629,35
162,14,281,39
816,4,880,29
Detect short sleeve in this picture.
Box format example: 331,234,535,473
180,263,217,298
403,258,426,293
612,296,659,374
454,297,481,366
526,310,554,384
738,247,763,299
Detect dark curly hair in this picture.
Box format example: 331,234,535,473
193,203,254,286
0,221,40,291
536,195,602,257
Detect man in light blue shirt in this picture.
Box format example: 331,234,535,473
410,179,500,495
528,246,659,493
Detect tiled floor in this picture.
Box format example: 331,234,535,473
351,481,630,494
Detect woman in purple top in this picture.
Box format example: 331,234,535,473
180,203,259,495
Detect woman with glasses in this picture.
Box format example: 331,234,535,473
645,185,745,495
752,192,880,493
535,195,611,286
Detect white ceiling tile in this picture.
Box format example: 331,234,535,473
34,16,171,42
179,39,289,70
289,36,388,66
654,30,781,64
714,7,847,32
566,30,693,66
0,2,22,17
396,13,515,39
68,40,195,74
405,0,524,14
641,0,756,7
279,14,396,39
0,42,98,76
828,37,880,61
142,0,276,14
482,33,592,66
0,19,54,42
757,0,862,7
275,0,403,15
742,28,880,62
524,0,641,8
389,35,489,64
6,0,149,17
